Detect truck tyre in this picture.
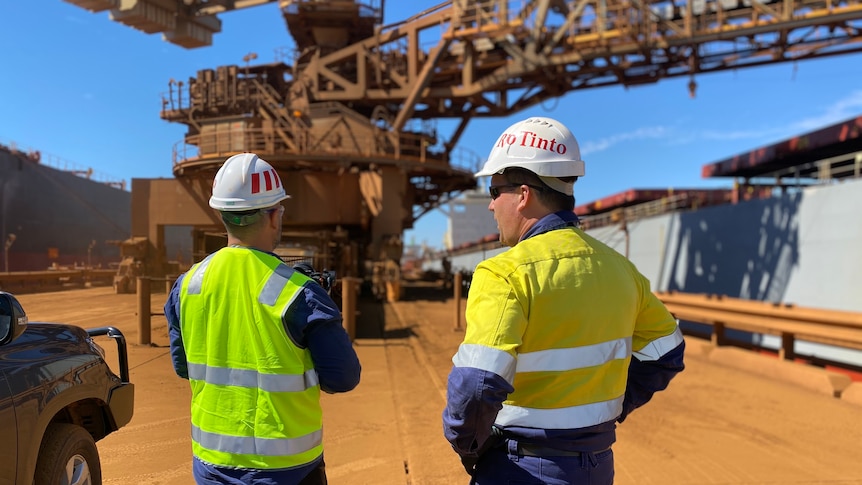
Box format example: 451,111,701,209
34,423,102,485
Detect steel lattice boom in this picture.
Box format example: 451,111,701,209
61,0,862,292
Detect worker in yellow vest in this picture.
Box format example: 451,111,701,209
443,117,685,484
165,153,361,484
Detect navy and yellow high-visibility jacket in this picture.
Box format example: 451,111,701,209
179,247,325,470
443,211,685,455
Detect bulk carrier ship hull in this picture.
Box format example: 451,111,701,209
0,146,130,272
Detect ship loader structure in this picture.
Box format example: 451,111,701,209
61,0,862,300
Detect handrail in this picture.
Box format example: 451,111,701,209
0,269,116,291
579,192,732,230
656,291,862,362
169,126,469,170
658,291,862,329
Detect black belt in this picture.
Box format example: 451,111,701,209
516,443,610,457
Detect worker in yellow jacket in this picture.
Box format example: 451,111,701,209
443,117,685,484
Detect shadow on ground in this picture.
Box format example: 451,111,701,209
398,281,454,302
356,297,386,339
354,281,454,339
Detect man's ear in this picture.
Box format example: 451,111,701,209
268,209,281,229
517,185,532,210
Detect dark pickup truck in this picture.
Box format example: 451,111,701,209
0,291,134,485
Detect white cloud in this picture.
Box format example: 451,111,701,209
699,128,779,141
790,90,862,132
580,126,669,155
656,90,861,148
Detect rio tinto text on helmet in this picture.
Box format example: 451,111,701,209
496,131,569,155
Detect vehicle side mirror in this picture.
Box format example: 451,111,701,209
0,292,28,346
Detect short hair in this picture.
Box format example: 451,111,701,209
503,168,576,212
221,208,268,239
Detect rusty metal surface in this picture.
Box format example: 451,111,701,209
575,189,734,217
154,0,862,283
159,0,862,153
58,0,862,289
702,115,862,179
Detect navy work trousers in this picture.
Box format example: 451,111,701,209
471,442,614,485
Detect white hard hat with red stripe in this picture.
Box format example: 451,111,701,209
475,117,585,195
209,153,290,211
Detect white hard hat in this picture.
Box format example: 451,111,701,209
209,153,290,211
475,117,585,194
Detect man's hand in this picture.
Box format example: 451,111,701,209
459,427,505,476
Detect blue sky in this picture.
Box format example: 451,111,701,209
2,1,861,250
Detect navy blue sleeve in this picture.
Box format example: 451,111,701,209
165,273,189,379
618,340,685,423
442,366,513,457
283,283,361,393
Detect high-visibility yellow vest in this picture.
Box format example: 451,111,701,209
457,227,683,429
180,247,323,469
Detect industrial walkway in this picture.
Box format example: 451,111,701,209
14,286,862,485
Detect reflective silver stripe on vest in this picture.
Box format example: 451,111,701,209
187,363,320,392
186,253,217,295
452,343,517,384
192,425,322,457
516,337,631,373
259,264,301,306
633,326,684,362
495,397,624,429
452,337,632,384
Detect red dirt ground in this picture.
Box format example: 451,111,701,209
16,285,862,485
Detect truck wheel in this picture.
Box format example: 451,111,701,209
34,423,102,485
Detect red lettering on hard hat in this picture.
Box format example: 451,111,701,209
264,171,273,191
251,173,260,194
272,169,281,188
496,134,517,147
497,130,567,155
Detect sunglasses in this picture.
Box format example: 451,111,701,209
488,184,543,200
